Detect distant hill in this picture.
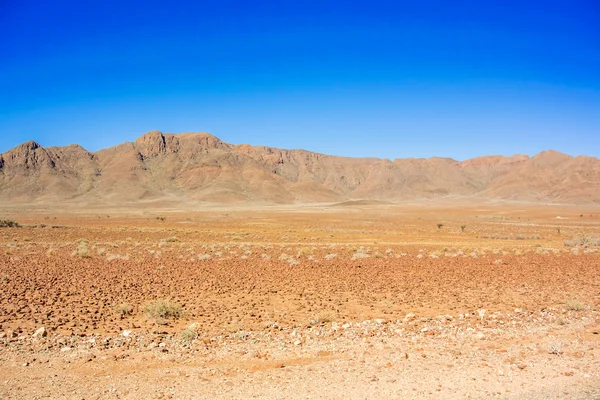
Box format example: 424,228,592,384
1,131,599,206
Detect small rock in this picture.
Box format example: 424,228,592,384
374,319,387,325
403,313,416,322
158,342,166,348
293,340,302,346
32,327,46,338
517,363,527,370
60,347,72,352
122,330,132,337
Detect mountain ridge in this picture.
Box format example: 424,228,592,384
1,131,599,205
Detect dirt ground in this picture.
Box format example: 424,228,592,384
1,201,599,399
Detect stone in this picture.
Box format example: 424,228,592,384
32,327,46,338
403,313,416,322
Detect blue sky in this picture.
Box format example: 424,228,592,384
1,0,599,160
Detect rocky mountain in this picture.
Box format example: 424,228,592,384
1,131,599,205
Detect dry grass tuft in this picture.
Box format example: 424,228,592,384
144,300,183,319
564,299,585,312
180,322,201,342
113,303,133,316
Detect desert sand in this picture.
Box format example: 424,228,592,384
1,201,599,399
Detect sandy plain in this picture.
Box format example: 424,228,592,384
1,200,599,399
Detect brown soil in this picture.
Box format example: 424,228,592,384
1,202,599,398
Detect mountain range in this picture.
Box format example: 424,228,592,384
1,131,599,206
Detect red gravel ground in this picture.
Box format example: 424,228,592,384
1,202,599,399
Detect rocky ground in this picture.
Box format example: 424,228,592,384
1,203,599,398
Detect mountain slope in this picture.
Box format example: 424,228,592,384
1,131,599,205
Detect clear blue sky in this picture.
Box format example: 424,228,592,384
1,0,599,160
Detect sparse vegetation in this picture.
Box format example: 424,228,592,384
564,235,600,247
437,223,443,229
144,300,183,319
180,322,201,342
480,234,541,240
72,239,91,258
0,219,21,228
113,303,133,316
351,252,370,260
310,310,336,325
564,299,585,312
460,225,466,232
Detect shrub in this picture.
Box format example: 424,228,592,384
351,252,370,260
0,220,21,228
113,303,133,316
437,223,443,229
144,300,183,319
310,310,336,325
180,322,201,342
564,235,600,247
72,239,91,258
565,299,585,312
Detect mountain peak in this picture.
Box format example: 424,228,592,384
6,140,42,154
134,130,167,157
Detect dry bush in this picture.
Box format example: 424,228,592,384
72,239,91,258
296,247,313,257
113,303,133,316
0,220,21,228
351,252,370,260
144,300,183,319
180,322,201,342
564,299,585,312
480,234,541,240
564,235,600,247
310,310,336,325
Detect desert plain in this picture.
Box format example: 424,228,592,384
0,200,599,399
